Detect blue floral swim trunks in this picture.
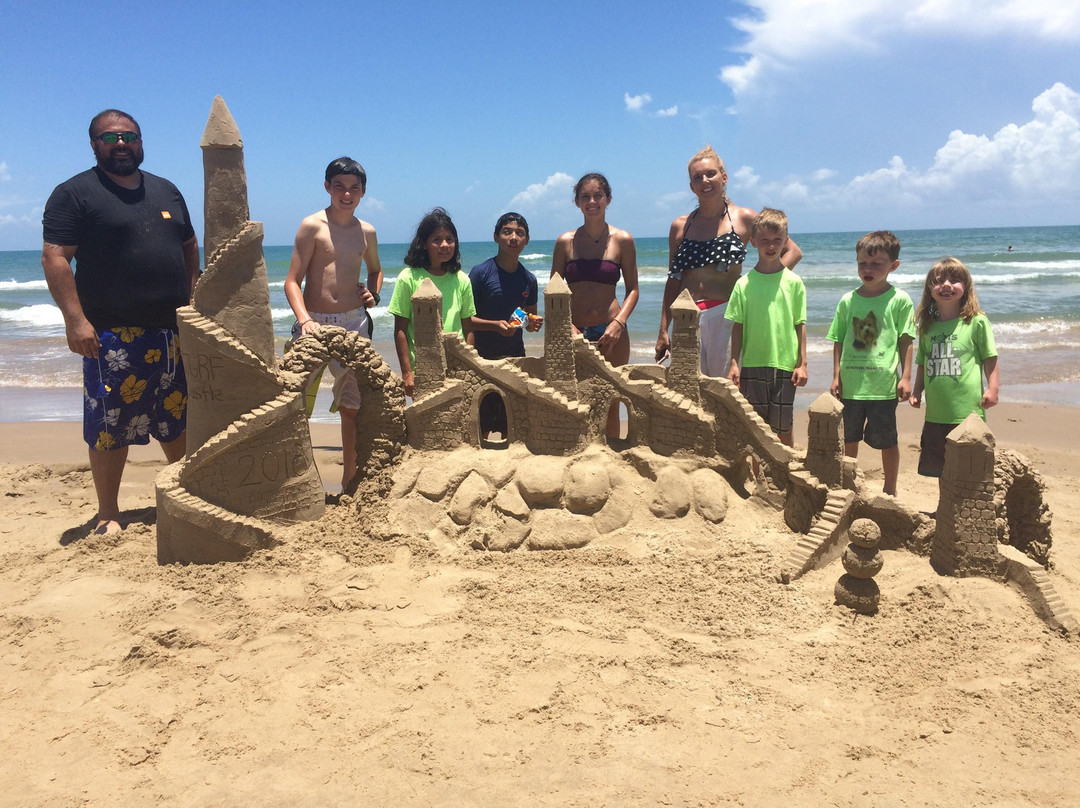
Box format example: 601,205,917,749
83,327,188,451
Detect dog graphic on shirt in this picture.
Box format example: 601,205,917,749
852,310,879,351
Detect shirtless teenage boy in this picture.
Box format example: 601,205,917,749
285,156,383,490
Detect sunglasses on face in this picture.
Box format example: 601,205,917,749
93,131,141,145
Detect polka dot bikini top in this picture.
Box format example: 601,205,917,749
669,208,747,280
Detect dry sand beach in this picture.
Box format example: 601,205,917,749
1,398,1078,806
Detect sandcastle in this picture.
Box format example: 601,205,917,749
155,97,326,564
156,97,1074,635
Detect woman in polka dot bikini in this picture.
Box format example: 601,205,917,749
655,145,802,376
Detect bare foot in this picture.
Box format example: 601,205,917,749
93,519,122,535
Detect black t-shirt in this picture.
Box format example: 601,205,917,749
43,167,196,330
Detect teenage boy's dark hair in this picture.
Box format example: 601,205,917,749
494,212,529,239
324,156,367,192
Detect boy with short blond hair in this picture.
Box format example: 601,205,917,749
726,208,807,447
829,230,914,495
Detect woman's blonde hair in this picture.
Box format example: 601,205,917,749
687,145,729,204
688,145,725,175
914,257,983,336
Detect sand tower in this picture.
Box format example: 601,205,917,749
156,96,324,564
932,414,998,577
666,289,701,403
543,274,577,400
410,277,448,399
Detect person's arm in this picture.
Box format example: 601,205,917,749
393,315,414,398
896,334,914,400
981,355,999,409
182,236,200,298
550,233,582,335
792,323,808,387
284,220,318,335
598,233,639,352
830,341,843,398
469,317,516,335
910,365,925,408
550,233,569,280
362,222,383,295
656,218,685,361
728,322,743,386
781,236,803,269
42,242,99,358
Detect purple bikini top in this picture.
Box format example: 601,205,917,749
564,258,621,286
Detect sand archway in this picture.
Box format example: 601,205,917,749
995,448,1053,567
280,326,407,493
475,385,512,448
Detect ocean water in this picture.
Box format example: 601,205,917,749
2,224,1078,422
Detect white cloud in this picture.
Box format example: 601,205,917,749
359,196,386,212
779,181,810,202
0,162,11,183
721,0,1080,96
0,212,35,227
509,172,576,209
624,92,652,112
655,190,694,211
729,165,762,191
729,84,1080,216
655,105,679,117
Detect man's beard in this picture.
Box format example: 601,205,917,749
101,148,143,176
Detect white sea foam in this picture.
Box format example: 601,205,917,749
982,260,1080,271
0,304,65,327
0,279,49,291
520,253,548,261
270,305,393,322
994,319,1078,337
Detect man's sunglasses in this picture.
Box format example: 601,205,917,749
93,131,141,145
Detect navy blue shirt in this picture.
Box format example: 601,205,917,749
468,257,538,359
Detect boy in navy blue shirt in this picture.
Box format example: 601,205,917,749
468,212,542,359
468,213,543,437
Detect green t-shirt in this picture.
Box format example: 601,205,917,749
387,267,477,365
725,268,807,371
827,286,915,400
916,313,997,424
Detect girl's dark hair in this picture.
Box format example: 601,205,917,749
403,207,461,271
573,172,612,201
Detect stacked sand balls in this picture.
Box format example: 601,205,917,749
835,518,883,615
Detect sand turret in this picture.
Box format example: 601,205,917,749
193,95,276,368
543,274,577,399
157,97,325,564
933,413,998,576
667,289,701,403
805,392,845,489
411,278,448,398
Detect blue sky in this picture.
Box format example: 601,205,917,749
1,0,1078,250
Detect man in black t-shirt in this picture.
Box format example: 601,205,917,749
42,109,200,536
